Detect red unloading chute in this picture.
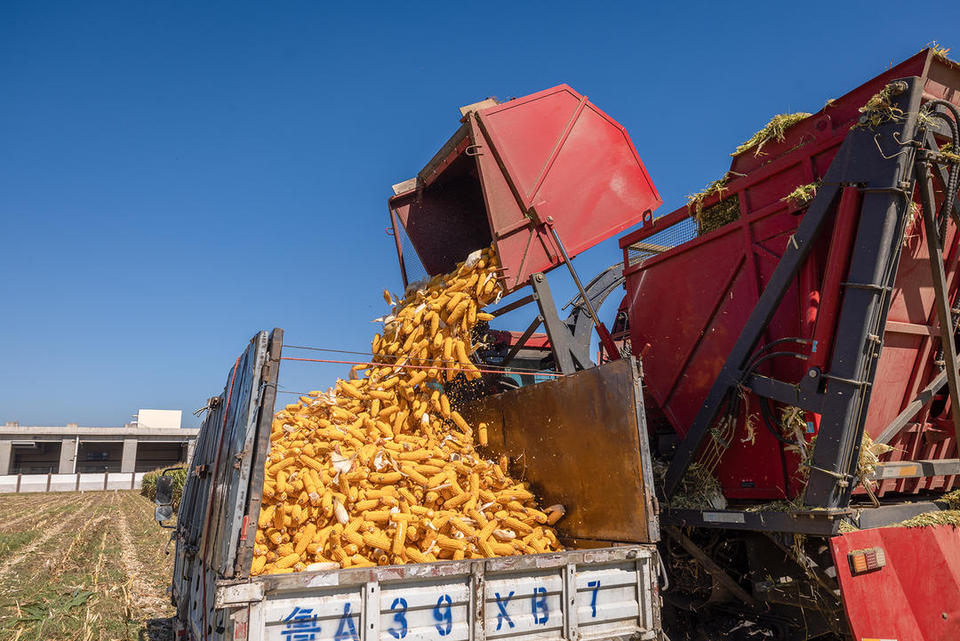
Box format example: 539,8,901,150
388,85,661,293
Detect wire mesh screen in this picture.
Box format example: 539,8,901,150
393,216,430,288
625,214,698,266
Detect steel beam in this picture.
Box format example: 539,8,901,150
500,316,543,368
868,458,960,480
661,508,844,536
490,294,535,317
745,374,823,413
875,371,947,444
916,153,960,445
664,526,759,607
854,501,949,529
234,328,283,577
530,273,593,374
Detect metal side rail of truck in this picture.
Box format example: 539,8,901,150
154,329,663,641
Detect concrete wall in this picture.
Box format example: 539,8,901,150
0,472,147,493
0,441,10,476
58,438,77,474
122,438,137,473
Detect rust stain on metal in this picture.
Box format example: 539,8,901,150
461,359,653,543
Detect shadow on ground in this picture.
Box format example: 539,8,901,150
140,617,174,641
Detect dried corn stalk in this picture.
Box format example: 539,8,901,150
252,246,564,575
856,433,893,490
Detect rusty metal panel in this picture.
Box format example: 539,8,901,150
461,358,655,544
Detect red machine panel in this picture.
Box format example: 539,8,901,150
830,525,960,641
620,51,960,499
390,85,661,292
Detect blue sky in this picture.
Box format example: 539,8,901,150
1,2,957,427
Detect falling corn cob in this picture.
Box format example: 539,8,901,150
251,245,564,575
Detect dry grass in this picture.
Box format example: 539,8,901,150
896,510,960,528
856,85,905,129
782,182,820,208
0,491,175,641
733,112,811,157
927,41,952,61
686,175,742,234
655,461,727,510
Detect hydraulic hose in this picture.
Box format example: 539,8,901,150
921,99,960,240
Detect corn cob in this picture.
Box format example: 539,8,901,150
250,246,565,575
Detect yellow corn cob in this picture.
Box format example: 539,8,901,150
436,534,467,552
254,245,561,572
369,471,403,484
363,531,393,551
546,505,566,526
392,521,407,555
276,553,300,569
294,523,316,555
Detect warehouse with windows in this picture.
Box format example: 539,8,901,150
0,410,199,476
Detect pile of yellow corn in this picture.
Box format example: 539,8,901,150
251,246,564,575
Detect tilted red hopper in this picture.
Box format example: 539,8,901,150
388,85,661,292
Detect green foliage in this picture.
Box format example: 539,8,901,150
140,466,187,512
16,588,94,624
0,530,37,556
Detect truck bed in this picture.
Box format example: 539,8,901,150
170,331,661,640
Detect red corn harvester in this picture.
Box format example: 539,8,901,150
389,49,960,641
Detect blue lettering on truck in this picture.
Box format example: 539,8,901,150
387,597,408,639
278,580,602,640
587,580,601,618
531,587,549,624
281,606,322,641
433,594,453,636
494,591,515,630
334,603,359,641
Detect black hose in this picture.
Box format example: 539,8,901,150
742,351,808,377
759,397,797,445
920,100,960,239
745,337,813,368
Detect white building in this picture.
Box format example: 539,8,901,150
0,410,198,475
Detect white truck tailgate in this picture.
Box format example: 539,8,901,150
220,546,659,641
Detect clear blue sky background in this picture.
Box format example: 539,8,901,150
2,2,957,427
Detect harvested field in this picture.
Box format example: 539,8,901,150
0,491,175,641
